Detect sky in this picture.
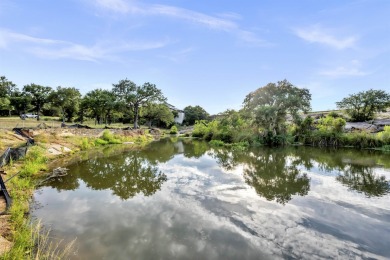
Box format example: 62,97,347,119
0,0,389,114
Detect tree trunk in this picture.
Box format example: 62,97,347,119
62,107,65,124
37,104,40,121
134,105,139,129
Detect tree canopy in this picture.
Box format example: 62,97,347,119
23,83,52,120
243,80,311,145
183,105,209,125
113,79,166,128
49,86,81,123
336,89,390,122
141,103,174,128
82,89,116,125
0,76,16,113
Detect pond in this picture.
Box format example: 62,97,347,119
32,138,390,259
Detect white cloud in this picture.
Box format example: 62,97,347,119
0,29,63,48
91,0,267,45
94,0,137,13
0,28,170,61
294,25,357,50
148,4,237,31
320,60,369,78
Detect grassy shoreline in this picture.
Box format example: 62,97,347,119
0,129,155,259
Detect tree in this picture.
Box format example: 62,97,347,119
23,83,52,120
0,76,17,115
113,79,166,128
183,105,209,125
336,89,390,122
243,79,311,145
9,90,32,115
49,86,81,123
82,89,116,125
140,103,174,128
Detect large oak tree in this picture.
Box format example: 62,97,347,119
243,79,311,145
113,79,166,128
23,83,52,120
336,89,390,122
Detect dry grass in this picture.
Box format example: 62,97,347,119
0,117,62,130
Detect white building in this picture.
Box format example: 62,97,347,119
166,103,185,125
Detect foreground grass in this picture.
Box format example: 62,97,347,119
0,129,154,259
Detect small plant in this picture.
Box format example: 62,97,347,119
101,130,122,144
94,138,109,146
80,137,91,150
19,146,48,178
170,125,178,135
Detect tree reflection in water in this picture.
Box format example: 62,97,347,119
212,148,310,204
336,165,390,197
45,139,390,203
47,151,167,200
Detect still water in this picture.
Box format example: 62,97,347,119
33,138,390,259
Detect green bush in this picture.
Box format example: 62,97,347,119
100,130,122,144
94,138,109,146
170,125,178,134
377,126,390,144
317,115,346,133
192,120,209,138
209,140,225,146
80,137,91,150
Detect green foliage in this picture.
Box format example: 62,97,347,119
80,137,92,150
49,86,81,122
19,146,47,178
317,115,346,133
23,83,52,120
95,130,123,145
141,103,174,128
192,120,209,138
183,105,209,125
377,126,390,144
341,132,382,148
169,125,178,134
209,140,225,146
243,79,311,145
82,89,117,125
113,79,167,128
336,89,390,122
94,138,109,146
0,76,16,112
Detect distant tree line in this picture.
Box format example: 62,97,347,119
0,75,203,128
190,79,390,147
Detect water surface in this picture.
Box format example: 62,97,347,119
33,138,390,259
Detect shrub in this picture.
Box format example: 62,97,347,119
100,130,122,144
94,138,109,146
170,125,178,134
381,145,390,151
341,132,382,148
317,115,346,133
209,140,225,147
377,126,390,145
192,120,208,138
80,137,91,150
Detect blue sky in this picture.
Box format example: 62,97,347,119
0,0,389,114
